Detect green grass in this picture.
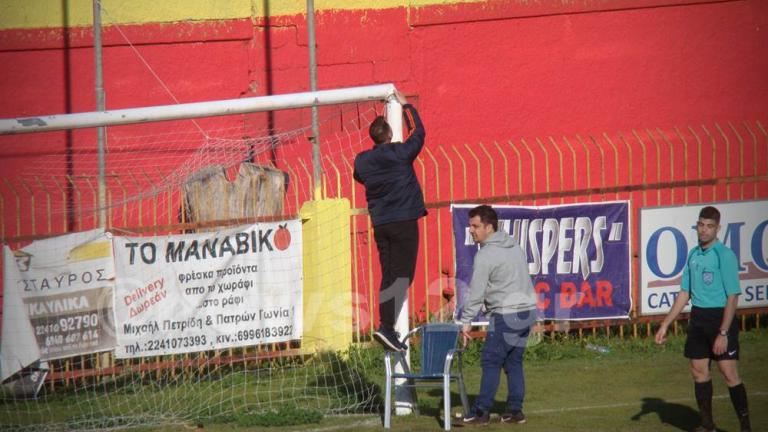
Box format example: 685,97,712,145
3,330,766,431
177,329,767,431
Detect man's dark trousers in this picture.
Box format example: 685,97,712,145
374,219,419,331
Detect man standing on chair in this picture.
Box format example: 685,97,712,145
354,90,426,352
460,205,536,425
655,206,751,432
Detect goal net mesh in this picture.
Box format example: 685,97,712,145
0,100,389,431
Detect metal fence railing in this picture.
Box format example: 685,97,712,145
1,120,767,387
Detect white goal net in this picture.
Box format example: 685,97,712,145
0,86,396,430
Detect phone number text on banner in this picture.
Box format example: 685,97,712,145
452,202,632,321
2,229,116,363
113,221,302,358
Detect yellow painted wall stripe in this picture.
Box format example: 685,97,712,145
0,0,251,29
0,0,485,30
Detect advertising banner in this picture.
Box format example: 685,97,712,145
113,221,303,358
2,246,39,382
1,229,116,381
640,200,768,315
452,202,631,321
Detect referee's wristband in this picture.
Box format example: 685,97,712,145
718,329,728,337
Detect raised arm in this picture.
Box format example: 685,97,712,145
394,104,425,160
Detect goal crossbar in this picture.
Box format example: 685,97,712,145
0,83,397,135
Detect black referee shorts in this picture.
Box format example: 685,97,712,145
684,306,740,360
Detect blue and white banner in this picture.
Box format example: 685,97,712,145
640,200,768,315
452,202,632,321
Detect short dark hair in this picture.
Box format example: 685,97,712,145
699,206,721,223
369,116,392,145
469,205,498,231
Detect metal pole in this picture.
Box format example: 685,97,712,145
384,97,415,416
307,0,322,200
93,0,107,228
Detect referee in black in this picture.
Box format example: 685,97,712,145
655,206,751,432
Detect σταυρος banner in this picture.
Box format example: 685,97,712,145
1,229,116,374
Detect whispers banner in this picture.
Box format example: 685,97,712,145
452,202,631,322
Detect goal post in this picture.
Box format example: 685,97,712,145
0,82,410,359
0,83,418,427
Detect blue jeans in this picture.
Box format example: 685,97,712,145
474,311,533,414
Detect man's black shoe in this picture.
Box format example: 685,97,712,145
501,410,526,424
462,410,490,425
374,328,405,351
737,412,751,432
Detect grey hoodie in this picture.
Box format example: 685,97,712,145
460,230,536,324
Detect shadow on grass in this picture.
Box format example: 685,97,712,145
308,350,383,414
630,397,701,431
417,389,472,429
419,393,706,431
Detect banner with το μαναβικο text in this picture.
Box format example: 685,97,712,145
112,221,302,358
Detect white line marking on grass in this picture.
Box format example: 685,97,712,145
529,391,767,414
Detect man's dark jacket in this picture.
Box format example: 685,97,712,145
353,104,427,227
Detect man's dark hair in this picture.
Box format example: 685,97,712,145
369,116,392,145
469,204,498,231
699,206,721,223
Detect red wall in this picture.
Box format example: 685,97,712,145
413,1,768,140
1,1,766,144
1,0,767,324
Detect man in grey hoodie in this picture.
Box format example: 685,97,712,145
460,205,537,425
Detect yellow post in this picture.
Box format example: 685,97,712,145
299,198,353,353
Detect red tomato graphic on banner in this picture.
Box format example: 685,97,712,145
274,224,291,250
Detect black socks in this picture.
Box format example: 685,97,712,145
728,383,751,431
693,380,750,431
694,380,714,429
